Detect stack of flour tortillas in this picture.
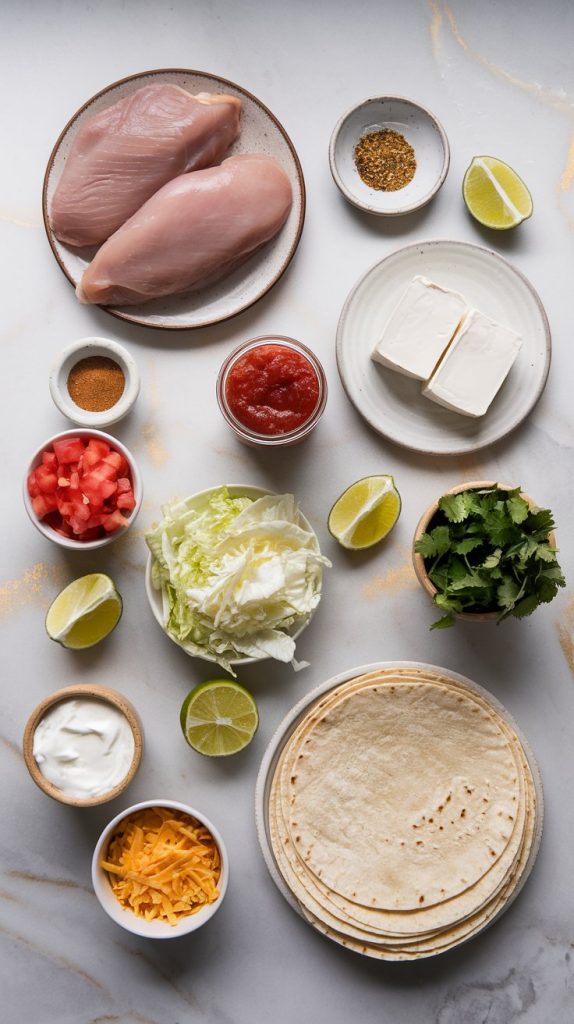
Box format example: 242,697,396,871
266,666,541,960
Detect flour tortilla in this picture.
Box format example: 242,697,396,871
286,679,520,911
276,671,526,934
297,756,536,961
270,740,534,952
267,669,537,958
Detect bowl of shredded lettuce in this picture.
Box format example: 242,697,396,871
145,486,330,674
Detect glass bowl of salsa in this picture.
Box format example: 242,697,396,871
217,336,327,447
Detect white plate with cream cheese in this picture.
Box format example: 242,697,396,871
336,240,551,455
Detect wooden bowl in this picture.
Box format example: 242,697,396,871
23,684,143,806
412,480,556,622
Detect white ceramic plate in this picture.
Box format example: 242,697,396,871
329,96,449,216
145,485,320,667
336,240,551,455
255,661,543,959
43,69,305,330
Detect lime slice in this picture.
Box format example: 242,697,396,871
463,156,532,229
180,680,259,757
45,573,122,649
328,475,401,550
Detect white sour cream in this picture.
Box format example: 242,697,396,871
33,698,135,799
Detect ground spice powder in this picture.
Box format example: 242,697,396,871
67,356,125,412
354,128,416,191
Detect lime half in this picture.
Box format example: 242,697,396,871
328,475,401,550
463,156,532,229
45,573,122,649
180,680,259,756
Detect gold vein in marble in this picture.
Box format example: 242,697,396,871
91,1015,161,1024
0,209,42,229
0,734,22,759
557,595,574,679
435,2,574,113
0,562,68,618
428,0,443,59
558,133,574,231
115,942,200,1011
0,924,106,991
0,888,19,903
560,134,574,192
8,870,92,894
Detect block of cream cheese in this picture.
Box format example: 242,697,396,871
371,275,467,380
422,308,523,417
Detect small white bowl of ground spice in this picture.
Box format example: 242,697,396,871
329,96,449,216
49,337,140,427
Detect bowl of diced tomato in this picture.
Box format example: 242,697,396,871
24,429,142,549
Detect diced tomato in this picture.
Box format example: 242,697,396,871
70,494,92,520
83,438,111,468
34,464,58,494
85,514,104,529
28,436,135,542
103,450,128,475
116,490,136,512
81,475,118,507
27,472,40,498
32,494,57,518
52,437,86,464
57,499,73,518
102,509,129,533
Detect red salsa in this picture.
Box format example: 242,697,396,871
225,344,320,436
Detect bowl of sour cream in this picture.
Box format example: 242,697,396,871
23,684,143,807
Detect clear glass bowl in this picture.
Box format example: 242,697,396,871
216,335,328,447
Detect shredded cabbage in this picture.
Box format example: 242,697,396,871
146,488,330,674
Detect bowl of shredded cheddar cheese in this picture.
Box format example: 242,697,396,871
92,799,229,937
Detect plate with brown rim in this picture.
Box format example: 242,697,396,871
336,240,551,455
42,69,306,331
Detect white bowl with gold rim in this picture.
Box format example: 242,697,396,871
329,96,450,216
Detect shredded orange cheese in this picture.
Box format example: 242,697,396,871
100,807,221,925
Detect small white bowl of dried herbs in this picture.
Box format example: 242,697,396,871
412,481,564,629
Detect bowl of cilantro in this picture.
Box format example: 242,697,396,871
413,481,564,629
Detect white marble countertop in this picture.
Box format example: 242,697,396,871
2,1,573,1021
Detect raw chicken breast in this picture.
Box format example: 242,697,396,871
50,84,242,247
76,155,293,306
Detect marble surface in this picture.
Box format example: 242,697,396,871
2,1,573,1021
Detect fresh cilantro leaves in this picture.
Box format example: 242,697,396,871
414,486,565,629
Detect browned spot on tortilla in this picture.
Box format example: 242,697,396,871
0,562,68,618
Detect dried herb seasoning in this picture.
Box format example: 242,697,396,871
354,128,416,191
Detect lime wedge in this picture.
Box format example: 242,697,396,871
328,475,401,550
463,156,532,229
180,680,259,757
45,573,122,649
